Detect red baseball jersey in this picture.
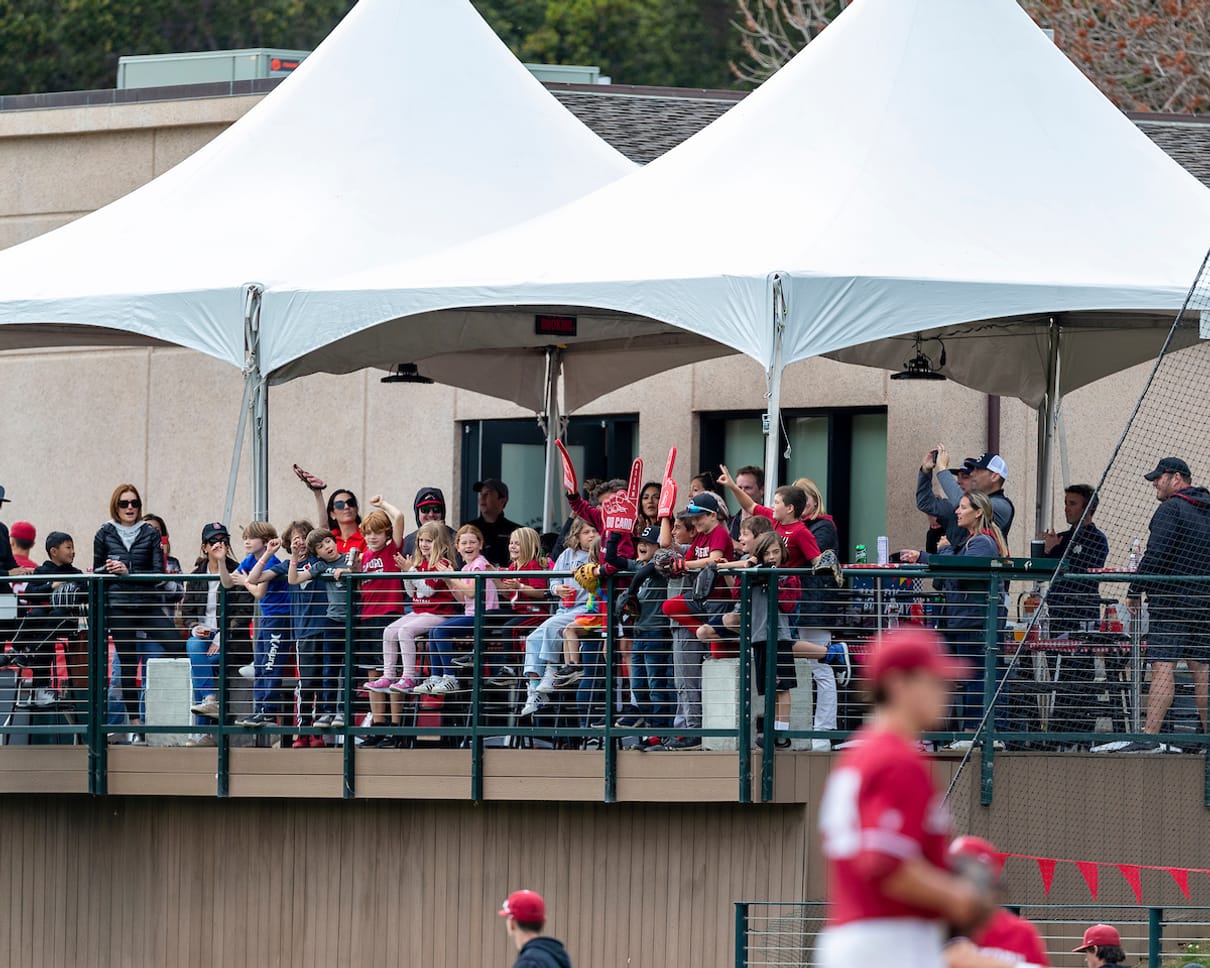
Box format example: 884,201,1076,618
973,909,1051,966
753,506,821,567
820,726,952,927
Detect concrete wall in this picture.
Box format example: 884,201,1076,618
0,94,1149,562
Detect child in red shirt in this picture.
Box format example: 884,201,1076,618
660,491,735,635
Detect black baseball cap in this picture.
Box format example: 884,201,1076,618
684,492,724,517
0,485,9,504
415,488,445,509
636,525,661,546
1144,457,1191,481
201,522,231,544
45,531,73,552
474,478,509,500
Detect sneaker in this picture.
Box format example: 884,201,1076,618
238,664,255,681
331,711,345,729
292,736,310,749
428,675,461,695
810,739,832,752
825,640,852,686
411,676,442,694
364,676,394,693
1118,740,1167,754
486,666,517,687
314,713,334,729
388,676,419,693
535,665,559,695
309,736,325,748
235,712,270,728
520,687,546,718
664,735,702,750
774,735,791,750
33,688,59,707
552,664,585,688
185,735,217,748
638,736,666,751
190,699,220,719
451,654,475,669
359,734,386,748
616,711,646,729
945,740,975,751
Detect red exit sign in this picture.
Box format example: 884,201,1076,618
535,314,577,338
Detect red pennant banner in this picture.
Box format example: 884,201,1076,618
1036,857,1057,897
1167,868,1192,900
1117,865,1143,904
1075,862,1100,899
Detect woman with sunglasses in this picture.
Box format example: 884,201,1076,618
93,483,179,737
294,464,367,556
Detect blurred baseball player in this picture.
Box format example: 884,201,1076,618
817,628,996,968
945,836,1050,968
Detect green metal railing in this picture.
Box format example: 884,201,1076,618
734,901,1210,968
2,559,1208,803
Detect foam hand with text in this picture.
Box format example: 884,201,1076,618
555,439,578,498
601,458,642,536
657,446,678,519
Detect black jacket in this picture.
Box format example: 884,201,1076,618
1130,485,1210,618
1045,521,1109,632
799,515,840,628
513,937,572,968
179,559,255,646
92,521,164,610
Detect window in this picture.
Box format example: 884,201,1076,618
699,408,888,559
460,415,638,531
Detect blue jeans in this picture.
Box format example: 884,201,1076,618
428,612,502,679
253,614,291,716
186,632,220,726
320,619,343,716
632,635,674,729
576,636,606,725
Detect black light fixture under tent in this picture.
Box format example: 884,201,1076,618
890,334,947,381
380,363,434,385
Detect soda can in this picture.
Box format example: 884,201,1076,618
876,536,889,565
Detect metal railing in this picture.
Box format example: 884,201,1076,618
2,558,1208,802
735,901,1210,968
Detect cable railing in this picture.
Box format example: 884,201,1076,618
2,559,1208,802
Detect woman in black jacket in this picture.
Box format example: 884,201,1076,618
93,483,179,729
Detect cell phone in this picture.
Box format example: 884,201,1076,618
929,449,939,462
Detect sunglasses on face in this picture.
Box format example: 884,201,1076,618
117,499,142,509
332,499,357,510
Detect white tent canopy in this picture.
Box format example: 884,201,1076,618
0,0,637,371
277,0,1210,484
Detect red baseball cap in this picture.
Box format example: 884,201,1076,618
10,521,35,543
948,835,1005,877
865,628,971,686
1073,924,1121,952
498,890,545,923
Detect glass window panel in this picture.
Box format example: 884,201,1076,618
847,413,888,560
785,416,830,502
500,442,585,531
721,417,764,514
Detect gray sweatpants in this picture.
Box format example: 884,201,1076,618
672,627,706,729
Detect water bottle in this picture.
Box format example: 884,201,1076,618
855,544,867,564
876,536,889,565
1128,538,1141,573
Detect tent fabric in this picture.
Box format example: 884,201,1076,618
276,0,1210,407
0,0,634,373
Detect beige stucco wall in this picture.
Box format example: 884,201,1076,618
0,94,1147,563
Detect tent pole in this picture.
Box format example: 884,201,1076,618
245,283,269,522
1035,318,1062,534
764,274,787,493
223,373,253,527
541,347,563,534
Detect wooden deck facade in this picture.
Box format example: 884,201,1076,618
2,750,1210,968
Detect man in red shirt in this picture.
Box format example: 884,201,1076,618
945,836,1050,968
817,628,994,968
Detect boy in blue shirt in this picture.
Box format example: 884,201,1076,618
225,521,291,728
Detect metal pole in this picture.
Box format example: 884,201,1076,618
1035,319,1062,534
1148,906,1162,968
541,347,563,533
223,375,253,528
763,274,787,492
244,283,270,522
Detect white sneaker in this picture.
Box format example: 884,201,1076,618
520,686,546,718
239,664,255,681
33,688,59,707
535,664,559,695
429,675,460,695
946,740,975,751
411,676,442,694
331,711,345,729
810,739,832,752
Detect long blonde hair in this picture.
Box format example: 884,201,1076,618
965,491,1009,556
417,521,454,567
510,527,544,567
793,477,827,518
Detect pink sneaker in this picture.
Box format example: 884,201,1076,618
365,676,394,693
388,676,419,693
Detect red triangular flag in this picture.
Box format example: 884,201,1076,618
1167,868,1191,899
1037,857,1057,897
1076,861,1100,899
1117,864,1143,903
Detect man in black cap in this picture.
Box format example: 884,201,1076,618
470,478,522,567
401,486,456,558
1122,457,1210,752
0,485,28,576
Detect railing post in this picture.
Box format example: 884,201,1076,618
342,576,356,799
216,581,230,798
1148,906,1163,968
603,571,617,804
734,902,749,968
738,571,752,804
980,572,1002,806
86,575,101,796
761,572,777,804
94,576,109,796
470,575,485,803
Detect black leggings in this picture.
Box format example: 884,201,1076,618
107,610,181,721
